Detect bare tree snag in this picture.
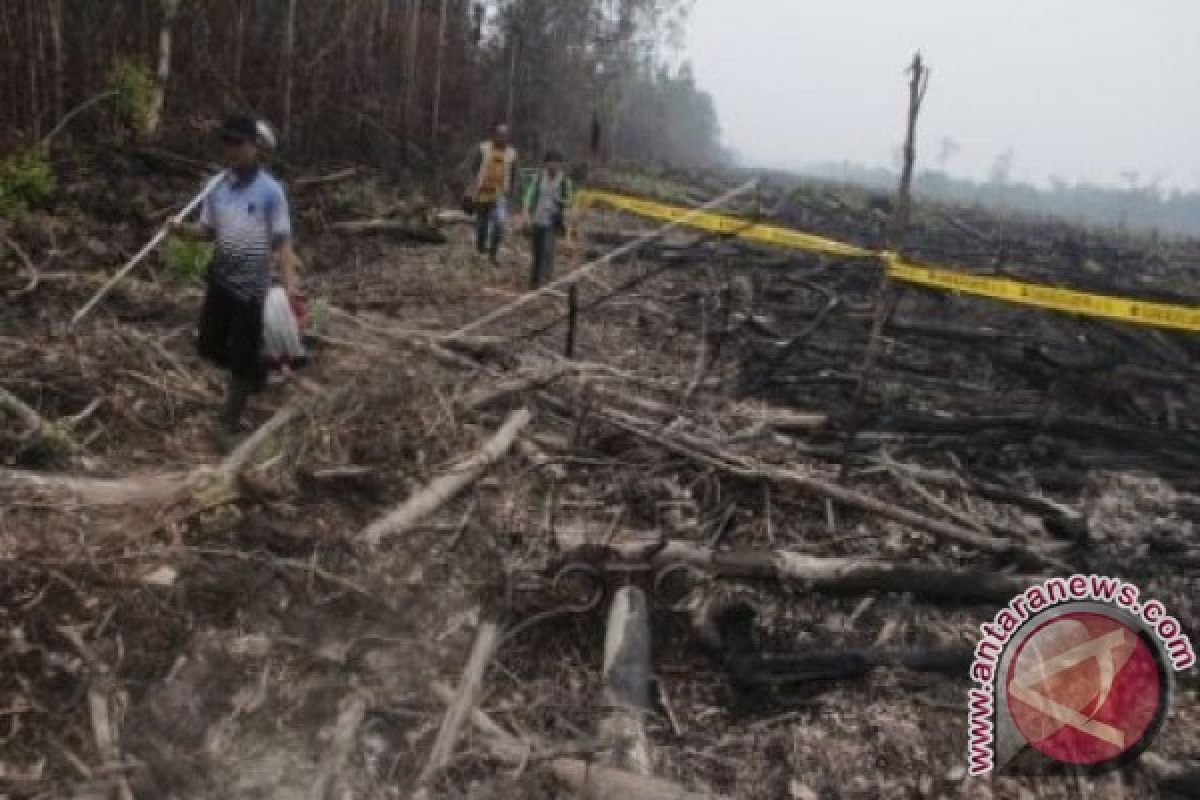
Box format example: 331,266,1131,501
840,52,931,476
600,586,653,775
654,542,1041,603
362,409,533,547
416,622,500,790
146,0,180,137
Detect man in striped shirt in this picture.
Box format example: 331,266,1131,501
172,115,299,450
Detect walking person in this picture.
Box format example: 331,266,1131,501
170,114,300,451
465,124,518,264
522,149,573,289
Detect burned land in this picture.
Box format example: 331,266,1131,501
1,151,1199,799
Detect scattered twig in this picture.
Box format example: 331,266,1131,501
1,233,40,296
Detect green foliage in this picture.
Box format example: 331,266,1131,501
308,297,330,332
0,149,56,215
107,58,155,134
330,183,369,217
164,236,211,284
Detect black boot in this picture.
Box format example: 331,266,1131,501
216,374,250,453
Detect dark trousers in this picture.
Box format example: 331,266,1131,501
474,201,505,260
197,280,265,428
531,225,557,289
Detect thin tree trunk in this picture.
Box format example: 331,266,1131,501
233,0,246,89
48,0,63,123
27,0,41,138
147,0,181,137
430,0,449,154
404,0,423,151
281,0,298,141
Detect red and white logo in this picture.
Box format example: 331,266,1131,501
966,576,1192,776
1006,610,1164,767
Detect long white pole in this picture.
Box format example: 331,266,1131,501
444,179,758,340
71,171,226,328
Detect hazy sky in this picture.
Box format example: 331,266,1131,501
686,1,1200,189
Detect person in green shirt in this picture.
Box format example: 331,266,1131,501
521,149,573,289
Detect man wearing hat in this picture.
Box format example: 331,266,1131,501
465,123,518,264
172,114,300,450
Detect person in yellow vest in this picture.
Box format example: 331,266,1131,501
464,124,518,264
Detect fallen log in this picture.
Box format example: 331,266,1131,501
415,622,500,791
654,542,1041,603
362,408,533,548
600,587,654,775
0,398,311,510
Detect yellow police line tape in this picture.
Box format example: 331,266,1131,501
574,189,1200,333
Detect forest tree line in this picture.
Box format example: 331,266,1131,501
805,160,1200,238
0,0,724,180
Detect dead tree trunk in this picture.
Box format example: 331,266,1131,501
840,52,930,476
147,0,181,137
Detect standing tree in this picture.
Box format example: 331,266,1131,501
147,0,181,138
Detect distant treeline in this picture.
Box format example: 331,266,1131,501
0,0,722,178
801,162,1200,238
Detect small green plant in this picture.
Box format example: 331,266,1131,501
330,182,372,216
0,148,56,215
308,296,330,332
164,236,212,284
107,58,156,135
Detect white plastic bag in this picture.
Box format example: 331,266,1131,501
262,287,306,363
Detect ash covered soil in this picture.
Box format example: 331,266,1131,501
0,152,1197,799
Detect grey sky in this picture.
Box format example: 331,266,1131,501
686,0,1200,189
